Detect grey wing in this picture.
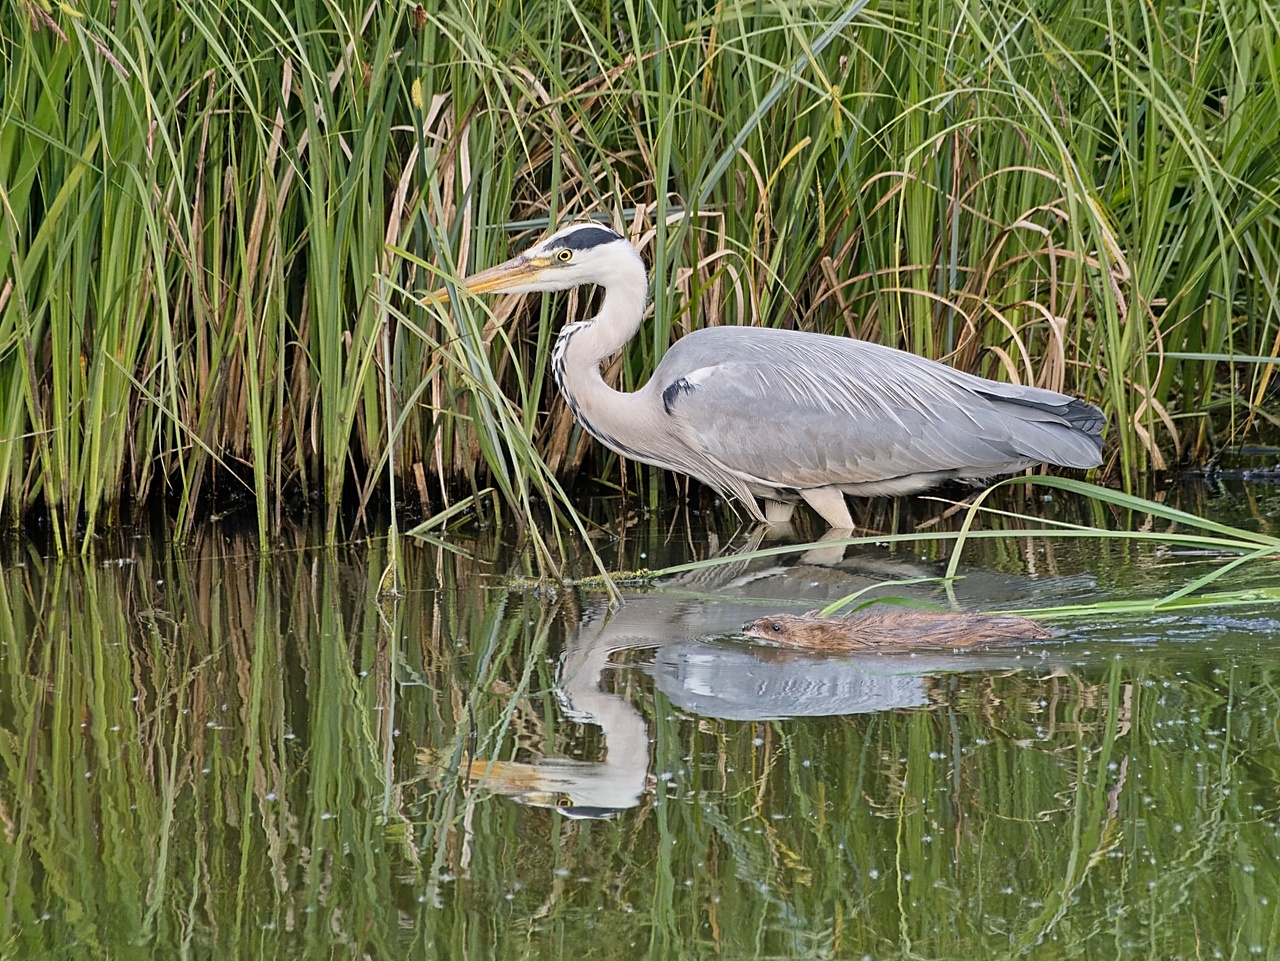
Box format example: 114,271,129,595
655,328,1103,492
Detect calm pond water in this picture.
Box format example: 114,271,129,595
5,480,1280,959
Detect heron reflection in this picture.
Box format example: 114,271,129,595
439,583,1063,818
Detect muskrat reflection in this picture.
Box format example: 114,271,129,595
743,607,1052,653
446,590,1050,817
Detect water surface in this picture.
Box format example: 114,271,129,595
5,480,1280,958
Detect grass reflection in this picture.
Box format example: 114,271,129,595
0,498,1276,957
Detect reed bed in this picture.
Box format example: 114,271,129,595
6,0,1280,550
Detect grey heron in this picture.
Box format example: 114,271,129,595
434,223,1105,529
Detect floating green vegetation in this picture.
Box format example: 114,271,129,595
649,479,1280,619
7,0,1280,553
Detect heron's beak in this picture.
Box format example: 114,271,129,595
427,255,547,304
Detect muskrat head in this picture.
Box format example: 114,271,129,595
742,614,806,641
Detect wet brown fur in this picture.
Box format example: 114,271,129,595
742,607,1052,653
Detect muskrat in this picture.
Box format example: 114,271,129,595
742,607,1052,653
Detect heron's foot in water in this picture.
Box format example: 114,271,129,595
800,527,856,566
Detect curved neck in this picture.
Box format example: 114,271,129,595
551,253,653,458
559,253,648,366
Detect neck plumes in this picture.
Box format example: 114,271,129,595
551,250,655,460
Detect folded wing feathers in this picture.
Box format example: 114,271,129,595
744,336,1100,439
659,328,1105,477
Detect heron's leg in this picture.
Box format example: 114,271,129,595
764,499,795,525
800,486,854,530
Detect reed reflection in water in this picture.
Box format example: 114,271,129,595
0,487,1278,958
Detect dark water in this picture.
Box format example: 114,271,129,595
5,480,1280,958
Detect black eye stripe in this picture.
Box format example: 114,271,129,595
547,226,621,252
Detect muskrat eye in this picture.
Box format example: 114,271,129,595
772,622,782,632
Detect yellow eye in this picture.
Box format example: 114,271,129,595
557,249,573,262
557,794,574,808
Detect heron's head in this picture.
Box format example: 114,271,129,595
430,223,643,301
